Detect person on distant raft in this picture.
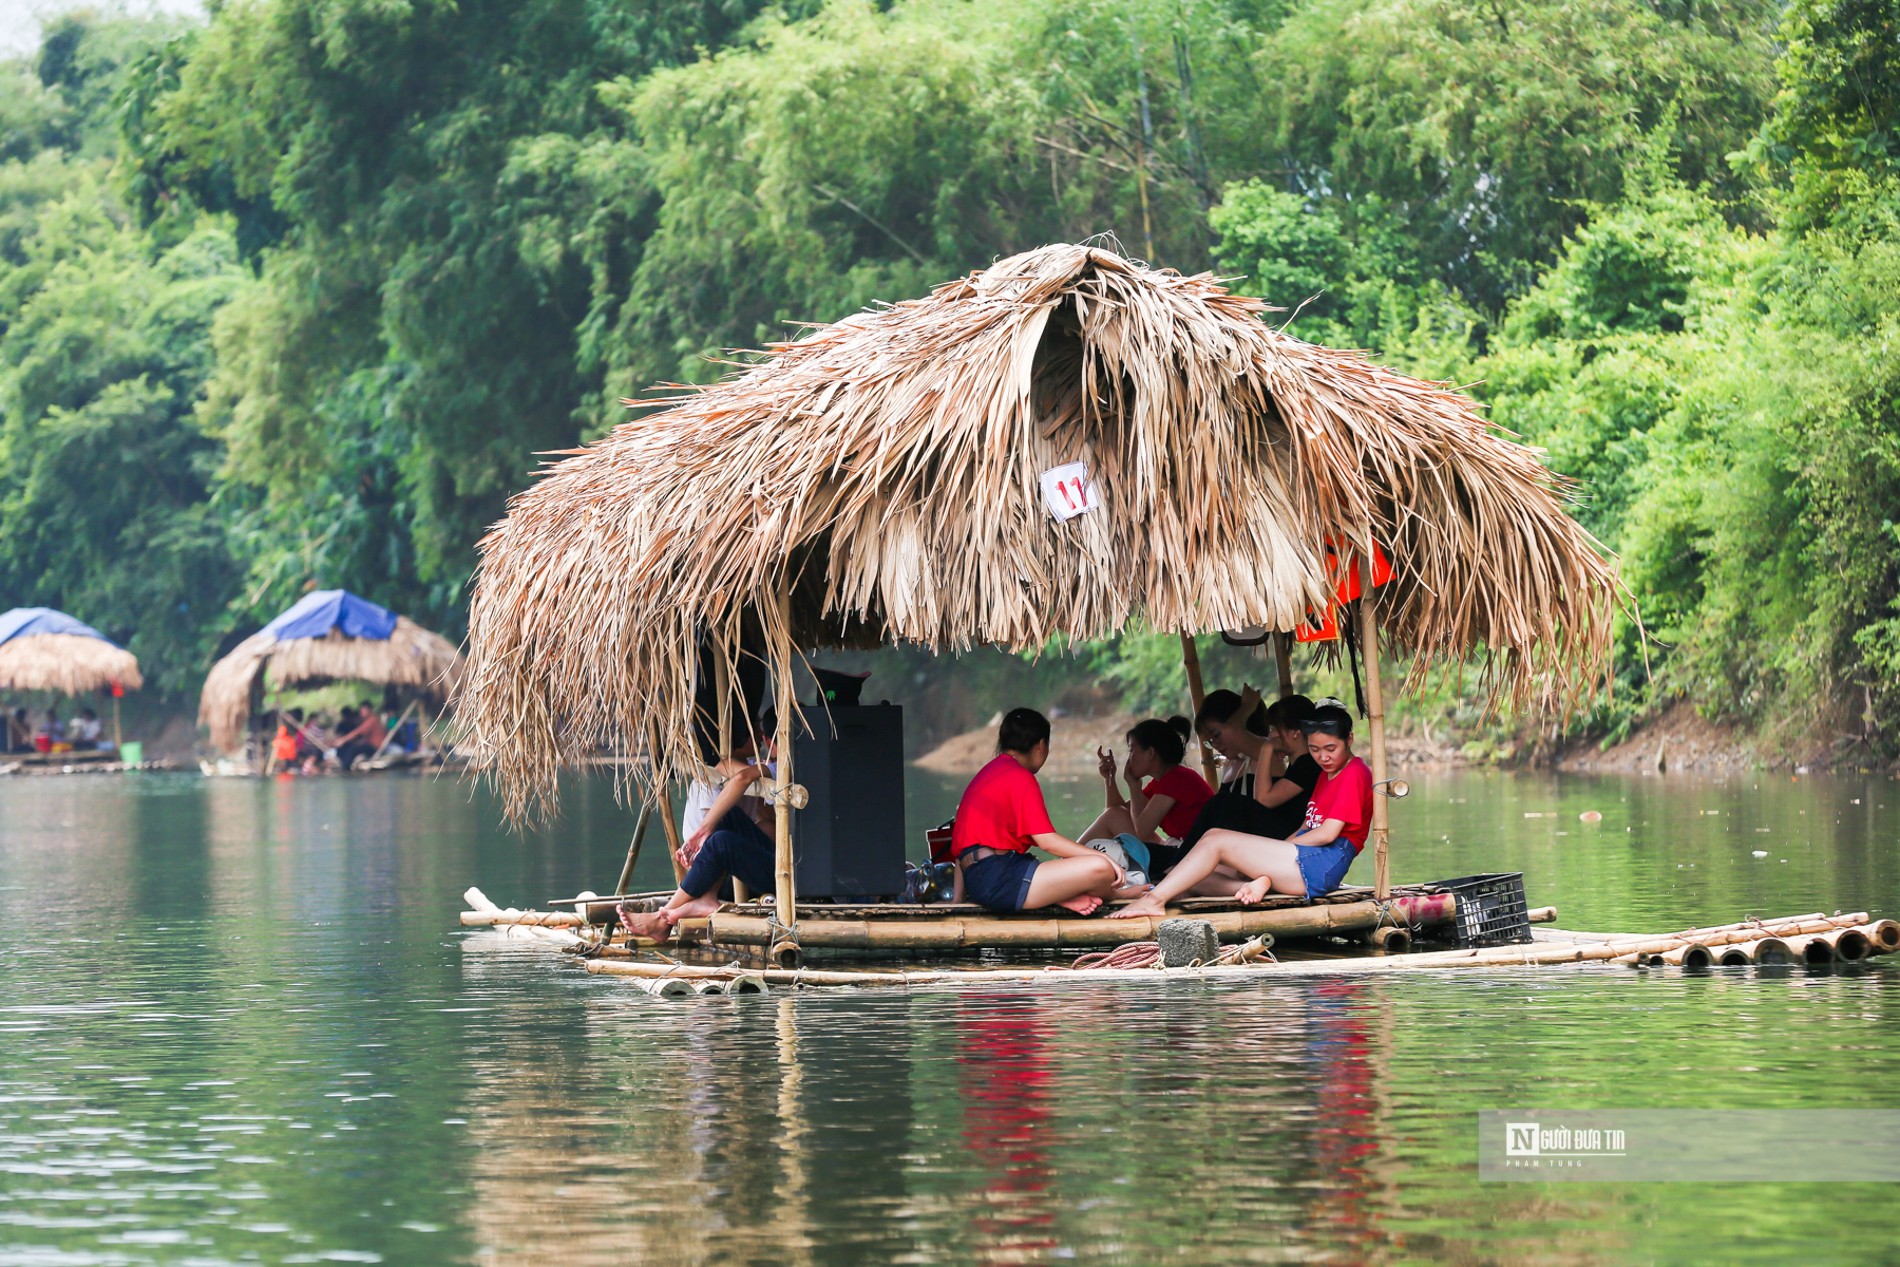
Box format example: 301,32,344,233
950,708,1128,916
1110,704,1373,918
332,702,387,769
621,711,783,942
1075,716,1213,882
3,707,28,753
68,707,104,750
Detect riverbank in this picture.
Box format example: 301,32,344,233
917,701,1893,780
914,710,1461,779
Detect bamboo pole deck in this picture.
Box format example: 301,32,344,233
575,915,1900,990
460,885,1895,994
703,891,1454,951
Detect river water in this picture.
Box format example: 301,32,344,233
1,767,1896,1264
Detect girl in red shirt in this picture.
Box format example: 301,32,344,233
1108,705,1373,918
1076,716,1213,879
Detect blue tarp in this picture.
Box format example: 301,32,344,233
260,590,399,643
0,607,119,648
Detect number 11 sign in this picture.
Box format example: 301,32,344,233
1039,461,1100,522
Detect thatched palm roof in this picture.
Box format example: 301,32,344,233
199,591,462,753
463,244,1619,819
0,608,143,695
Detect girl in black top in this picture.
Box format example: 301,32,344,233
1167,692,1320,861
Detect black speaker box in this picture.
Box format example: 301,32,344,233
791,702,906,899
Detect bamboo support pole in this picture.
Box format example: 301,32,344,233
770,583,797,956
654,754,686,888
1358,533,1391,900
1179,633,1219,785
613,801,653,898
711,645,748,903
112,694,123,751
1273,631,1294,699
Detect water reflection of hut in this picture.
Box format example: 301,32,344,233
0,606,143,751
461,244,1619,956
199,589,462,759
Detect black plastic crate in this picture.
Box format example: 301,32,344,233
1426,873,1533,947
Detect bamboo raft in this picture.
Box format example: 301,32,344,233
460,887,1900,994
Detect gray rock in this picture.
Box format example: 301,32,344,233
1157,918,1219,968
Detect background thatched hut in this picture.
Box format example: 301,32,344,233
0,607,143,696
463,244,1619,832
199,589,462,754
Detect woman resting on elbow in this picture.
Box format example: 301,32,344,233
1076,717,1213,881
1109,705,1373,918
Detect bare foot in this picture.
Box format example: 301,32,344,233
621,910,674,941
1107,895,1167,920
1057,894,1104,916
1234,878,1271,905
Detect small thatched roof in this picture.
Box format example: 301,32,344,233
199,591,462,753
463,244,1620,820
0,608,143,695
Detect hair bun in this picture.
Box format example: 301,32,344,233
1166,715,1191,739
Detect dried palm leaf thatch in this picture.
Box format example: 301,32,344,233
464,243,1621,821
198,618,463,754
0,633,143,695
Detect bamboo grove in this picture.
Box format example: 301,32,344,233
0,0,1893,759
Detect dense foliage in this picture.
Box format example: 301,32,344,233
0,0,1892,759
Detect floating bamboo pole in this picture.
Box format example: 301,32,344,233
1780,934,1839,964
1359,533,1391,901
706,892,1456,951
1865,920,1900,953
1817,927,1871,961
1716,937,1794,966
1366,925,1412,953
575,915,1900,991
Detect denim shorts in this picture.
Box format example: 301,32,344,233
961,851,1040,913
1296,839,1357,898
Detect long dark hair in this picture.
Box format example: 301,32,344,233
1261,694,1315,731
1195,689,1269,737
1126,716,1191,766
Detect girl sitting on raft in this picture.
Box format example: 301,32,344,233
621,714,780,941
1169,691,1321,854
1076,716,1213,882
1109,704,1373,918
951,708,1129,916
